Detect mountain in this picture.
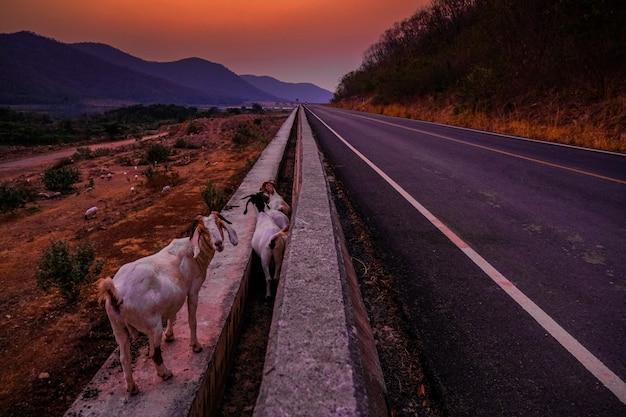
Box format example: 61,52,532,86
0,31,221,109
240,75,333,104
71,42,282,103
1,31,334,114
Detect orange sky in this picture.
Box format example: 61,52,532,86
0,0,430,91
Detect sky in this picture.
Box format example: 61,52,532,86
0,0,430,92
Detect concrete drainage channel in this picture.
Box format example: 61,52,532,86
65,106,387,417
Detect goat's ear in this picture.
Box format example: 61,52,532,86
222,220,238,246
190,223,202,258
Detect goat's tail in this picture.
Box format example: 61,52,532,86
97,277,121,310
269,230,288,250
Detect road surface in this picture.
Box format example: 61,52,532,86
304,105,626,417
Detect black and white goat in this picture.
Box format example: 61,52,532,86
97,212,237,394
260,180,291,217
243,192,288,299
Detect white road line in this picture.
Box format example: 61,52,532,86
308,109,626,405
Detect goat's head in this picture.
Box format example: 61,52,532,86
260,181,276,196
190,212,238,257
242,192,269,215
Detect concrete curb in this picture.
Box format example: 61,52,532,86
253,108,387,416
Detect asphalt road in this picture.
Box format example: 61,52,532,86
304,105,626,417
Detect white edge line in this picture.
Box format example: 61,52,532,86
308,108,626,405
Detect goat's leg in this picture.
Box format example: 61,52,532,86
149,324,172,380
262,262,272,299
110,324,138,395
187,293,202,352
164,318,174,342
272,238,285,283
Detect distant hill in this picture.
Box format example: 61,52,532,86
72,42,281,103
0,31,332,114
240,75,333,104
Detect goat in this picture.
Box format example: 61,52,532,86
243,192,288,299
161,185,171,193
260,180,291,217
85,206,98,220
97,212,238,394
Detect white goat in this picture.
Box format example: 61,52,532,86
244,192,288,299
260,180,291,217
85,206,98,220
97,212,238,394
161,185,171,193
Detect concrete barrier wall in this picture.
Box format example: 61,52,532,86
253,108,387,416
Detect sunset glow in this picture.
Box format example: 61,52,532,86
0,0,429,91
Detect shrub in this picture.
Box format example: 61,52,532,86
231,122,259,145
42,166,80,194
0,181,36,213
35,239,104,301
146,143,170,164
72,147,92,161
182,120,201,135
200,181,227,212
93,147,112,157
174,137,200,149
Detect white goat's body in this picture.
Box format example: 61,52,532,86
98,212,237,394
85,206,98,219
108,239,201,328
267,208,290,230
244,192,288,299
252,212,287,299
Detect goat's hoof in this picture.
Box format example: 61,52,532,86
191,344,202,353
127,384,139,395
165,335,174,343
159,369,173,380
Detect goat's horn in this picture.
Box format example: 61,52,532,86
189,219,199,240
218,214,232,224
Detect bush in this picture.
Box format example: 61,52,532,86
146,143,170,164
72,147,92,161
200,181,227,212
35,240,104,301
174,137,200,149
231,122,259,145
42,166,80,194
0,181,36,213
182,120,201,135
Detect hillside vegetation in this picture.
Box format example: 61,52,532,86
333,0,626,152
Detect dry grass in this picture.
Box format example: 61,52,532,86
337,94,626,153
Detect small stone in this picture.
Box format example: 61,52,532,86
39,372,50,379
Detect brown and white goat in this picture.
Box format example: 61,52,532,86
244,192,288,299
260,180,291,217
97,212,237,395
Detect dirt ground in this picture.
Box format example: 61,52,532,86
0,113,288,417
